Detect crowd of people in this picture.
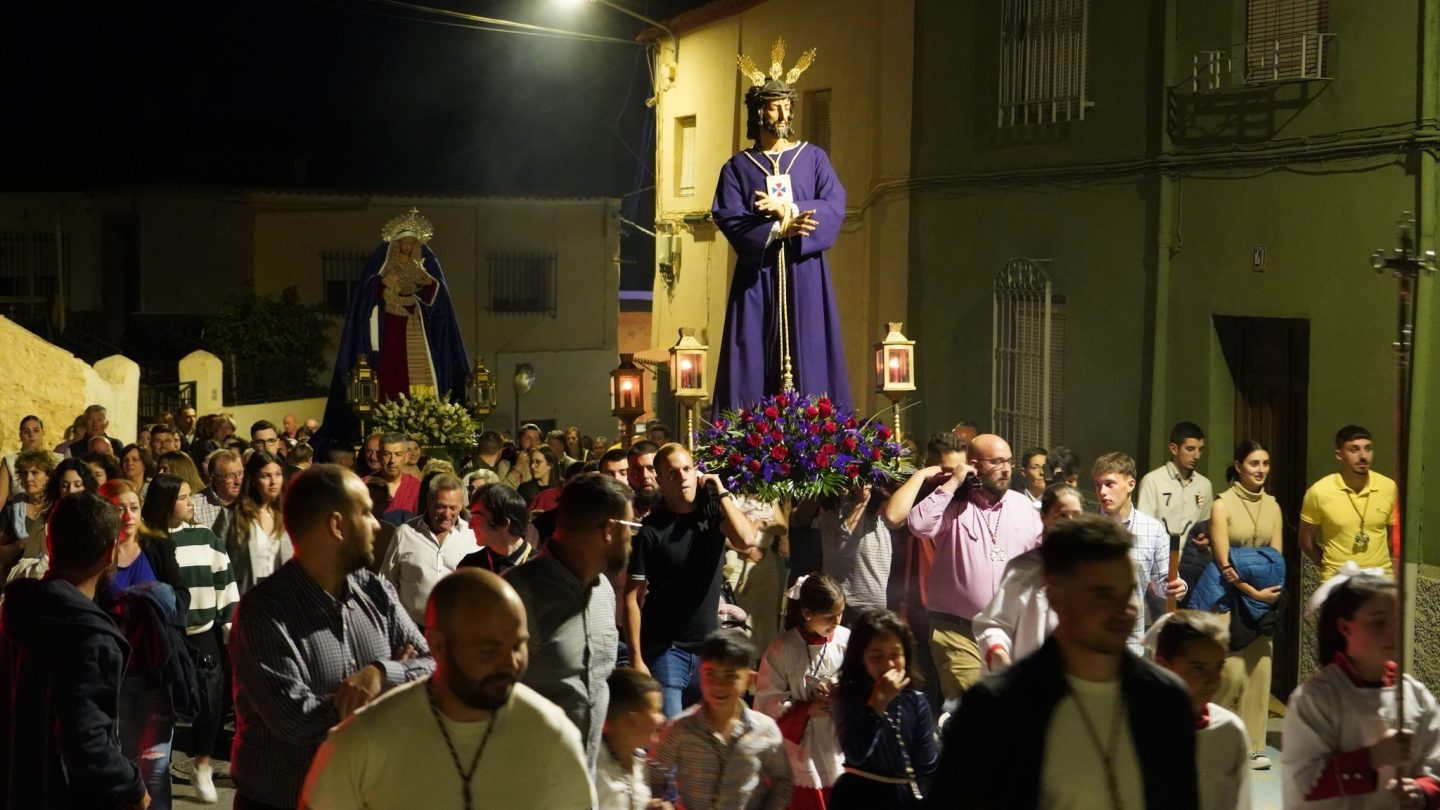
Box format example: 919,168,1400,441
0,404,1435,810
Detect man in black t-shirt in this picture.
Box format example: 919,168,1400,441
624,444,757,716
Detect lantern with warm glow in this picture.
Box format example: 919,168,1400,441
668,328,709,448
347,354,379,437
465,357,497,426
874,322,916,437
610,353,647,442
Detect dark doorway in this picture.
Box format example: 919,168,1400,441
1214,315,1310,698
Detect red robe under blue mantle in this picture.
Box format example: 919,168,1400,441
711,143,852,413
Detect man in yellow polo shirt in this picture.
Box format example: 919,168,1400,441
1298,425,1398,580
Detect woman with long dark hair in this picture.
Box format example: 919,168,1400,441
829,609,939,809
1208,439,1284,771
519,445,562,511
227,450,292,594
45,458,97,503
140,473,237,803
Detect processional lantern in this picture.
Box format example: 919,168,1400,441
610,354,647,443
465,357,497,427
668,328,709,449
347,355,379,437
874,322,916,438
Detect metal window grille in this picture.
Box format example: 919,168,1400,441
677,116,697,197
1245,0,1330,83
321,250,370,314
992,259,1065,451
0,231,66,298
998,0,1091,127
488,251,557,316
808,89,833,154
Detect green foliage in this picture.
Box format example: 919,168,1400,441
205,286,331,403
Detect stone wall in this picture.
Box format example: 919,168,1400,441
0,316,138,453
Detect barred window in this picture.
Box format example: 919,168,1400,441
997,0,1092,127
321,250,369,314
677,116,697,197
488,251,557,316
992,259,1065,451
1245,0,1330,82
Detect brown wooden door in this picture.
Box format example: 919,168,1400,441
1213,315,1310,697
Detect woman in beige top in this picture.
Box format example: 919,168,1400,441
1208,439,1284,769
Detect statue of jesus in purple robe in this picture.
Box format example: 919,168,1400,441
711,46,852,414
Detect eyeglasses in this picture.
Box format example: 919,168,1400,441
609,518,644,531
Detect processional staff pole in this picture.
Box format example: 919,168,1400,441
1370,212,1437,728
778,243,796,393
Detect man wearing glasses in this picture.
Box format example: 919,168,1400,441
193,449,245,540
907,434,1044,703
507,473,637,769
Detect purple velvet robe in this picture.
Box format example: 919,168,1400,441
711,143,852,413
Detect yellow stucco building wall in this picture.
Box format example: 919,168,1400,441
0,317,139,454
650,0,914,421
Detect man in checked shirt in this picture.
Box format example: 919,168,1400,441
229,464,434,810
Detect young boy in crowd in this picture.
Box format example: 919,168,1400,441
599,669,671,810
648,630,792,810
1149,611,1252,810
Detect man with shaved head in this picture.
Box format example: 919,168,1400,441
907,434,1044,702
230,464,434,809
300,569,595,810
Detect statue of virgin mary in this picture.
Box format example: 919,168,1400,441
314,208,470,448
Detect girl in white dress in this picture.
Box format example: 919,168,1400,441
1282,563,1440,808
755,573,848,810
1148,611,1252,810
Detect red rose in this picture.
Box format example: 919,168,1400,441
846,464,860,478
740,410,754,423
770,429,785,442
877,424,892,439
823,421,839,434
775,393,789,407
822,442,836,455
809,424,822,435
770,445,788,461
845,417,858,429
746,433,763,447
764,406,780,420
747,459,763,473
710,445,725,456
805,406,819,419
817,396,832,408
842,435,858,451
715,419,728,430
728,453,743,466
816,453,831,468
779,462,791,476
872,448,884,460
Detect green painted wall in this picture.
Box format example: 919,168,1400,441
909,0,1439,568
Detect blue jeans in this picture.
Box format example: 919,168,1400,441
118,684,174,810
645,644,701,717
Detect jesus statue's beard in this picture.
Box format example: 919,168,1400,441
762,117,794,140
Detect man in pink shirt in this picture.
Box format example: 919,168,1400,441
907,434,1043,701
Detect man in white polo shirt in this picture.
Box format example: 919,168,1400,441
380,473,480,627
1136,421,1213,549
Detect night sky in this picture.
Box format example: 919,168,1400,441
6,0,708,199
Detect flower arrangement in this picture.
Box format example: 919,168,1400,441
698,392,907,502
371,393,477,452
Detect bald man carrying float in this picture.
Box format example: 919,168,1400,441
906,434,1044,702
300,568,595,810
